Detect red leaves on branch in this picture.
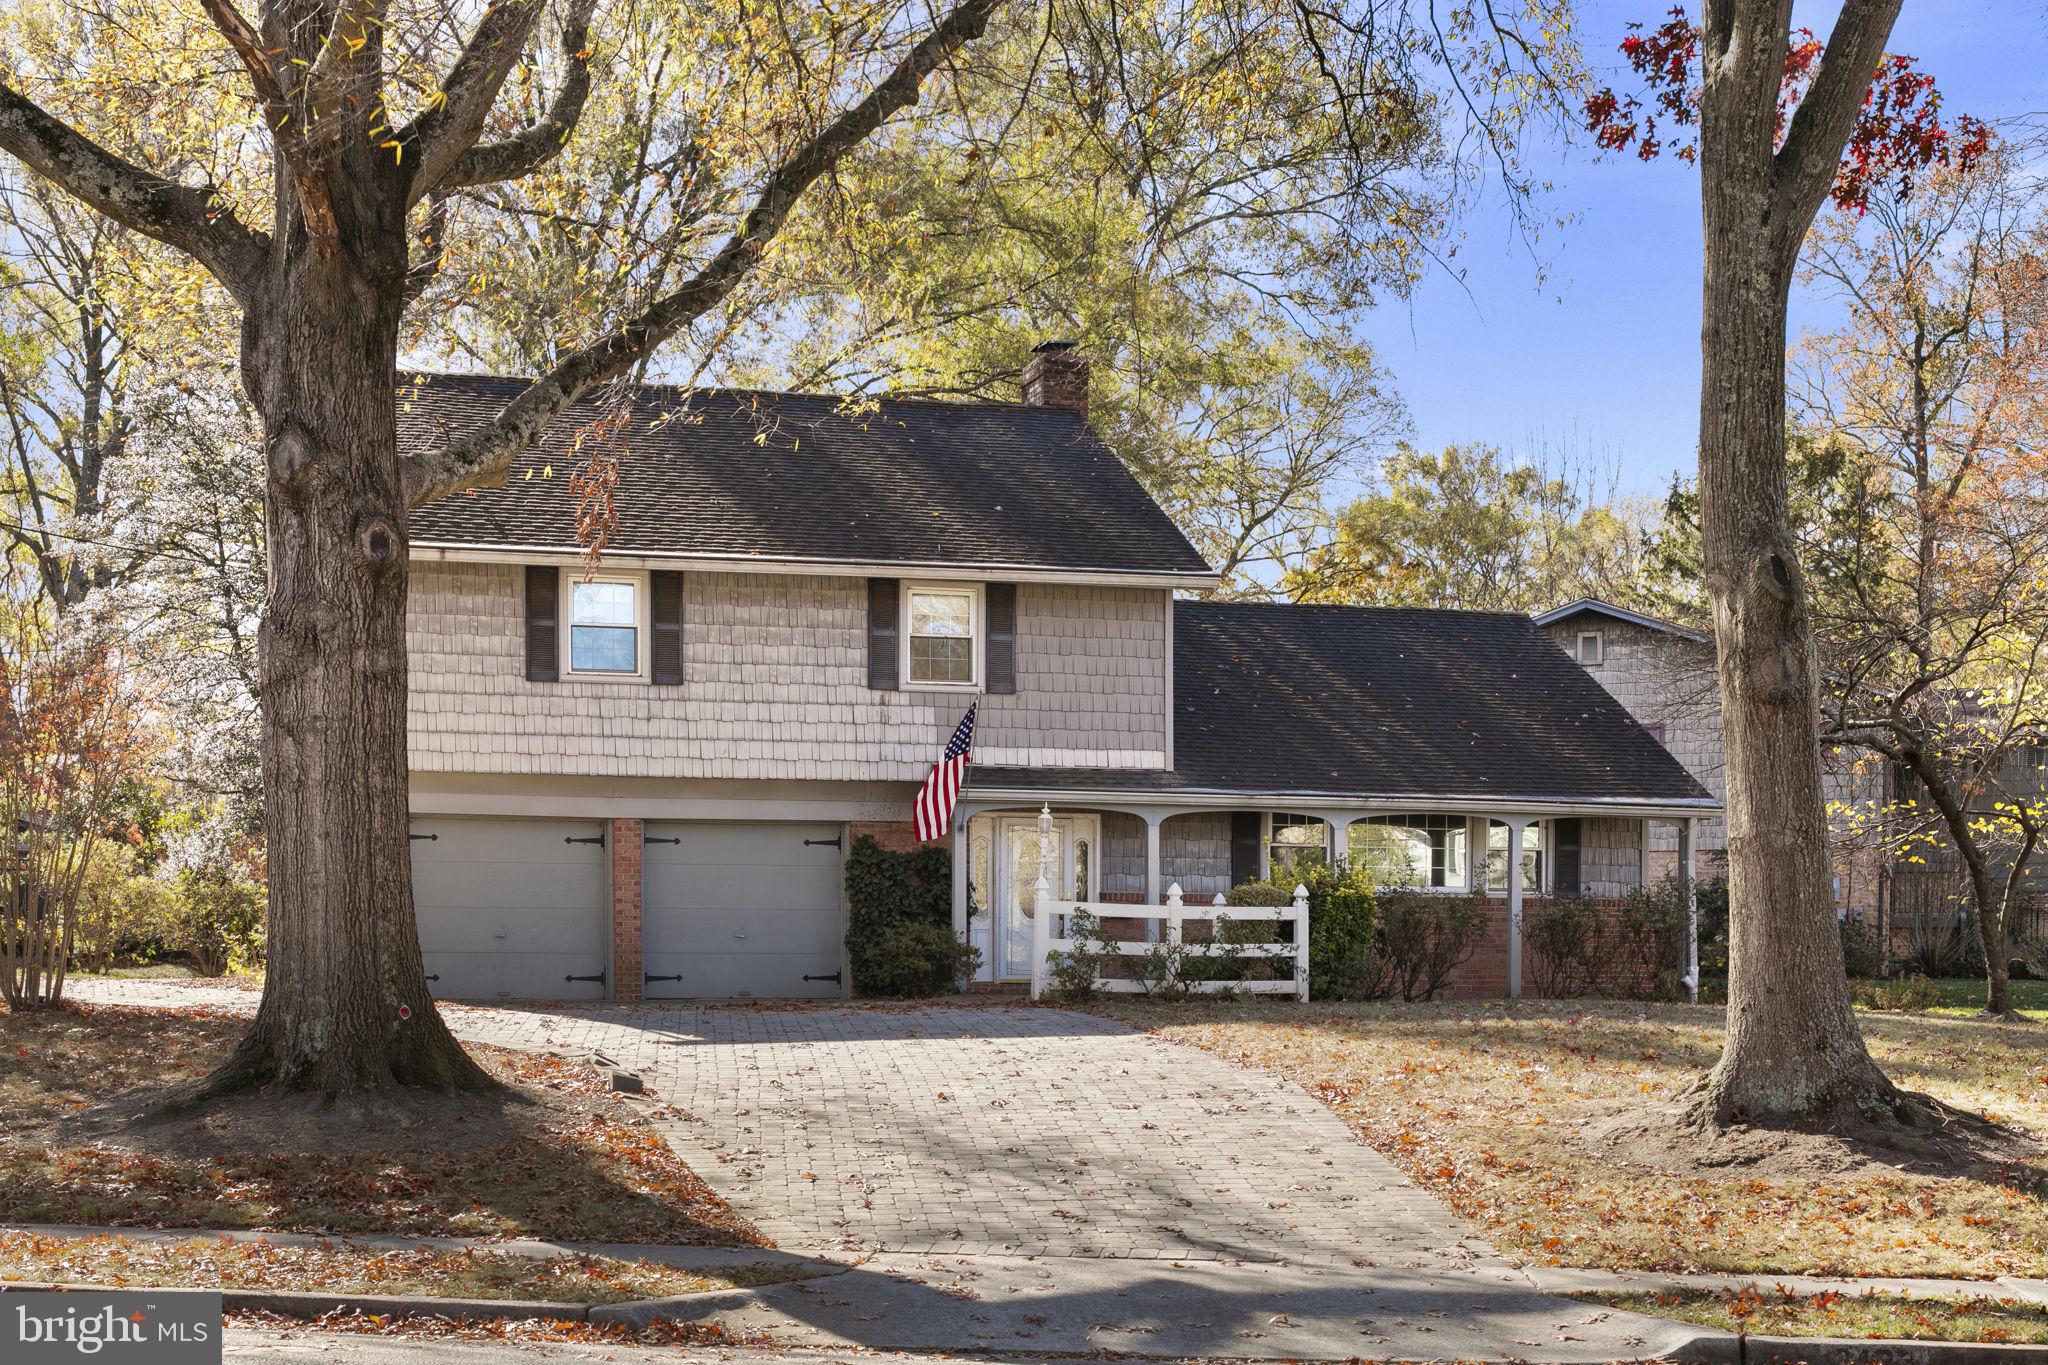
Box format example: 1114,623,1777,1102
1584,6,1988,211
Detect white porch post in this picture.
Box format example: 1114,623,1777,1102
1328,814,1357,868
1504,816,1530,1000
1679,816,1699,1003
951,811,970,943
1144,813,1165,941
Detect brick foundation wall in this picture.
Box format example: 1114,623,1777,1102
1440,896,1677,1000
611,818,643,1001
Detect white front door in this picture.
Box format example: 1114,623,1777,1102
992,815,1098,980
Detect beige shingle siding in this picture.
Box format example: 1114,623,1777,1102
1545,612,1885,910
409,563,1169,778
1543,617,1727,855
1098,811,1232,900
1579,816,1646,896
976,584,1168,768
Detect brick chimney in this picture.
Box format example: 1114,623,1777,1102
1020,340,1089,419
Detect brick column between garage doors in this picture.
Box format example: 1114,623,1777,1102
612,819,643,1001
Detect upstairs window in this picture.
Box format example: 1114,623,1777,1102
565,573,645,678
906,586,979,687
1576,630,1604,666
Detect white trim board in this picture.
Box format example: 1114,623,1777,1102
413,542,1219,592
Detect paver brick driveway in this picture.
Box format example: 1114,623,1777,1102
460,1002,1476,1266
67,984,1482,1267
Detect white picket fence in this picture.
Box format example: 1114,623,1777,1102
1029,882,1310,1000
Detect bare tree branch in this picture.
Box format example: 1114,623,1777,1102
0,81,269,300
438,0,598,191
405,0,1006,506
1771,0,1904,269
398,0,554,205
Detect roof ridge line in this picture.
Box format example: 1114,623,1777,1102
397,369,1065,415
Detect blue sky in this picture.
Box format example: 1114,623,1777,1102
1362,1,2048,499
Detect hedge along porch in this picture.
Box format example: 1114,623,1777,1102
952,603,1718,999
947,797,1708,998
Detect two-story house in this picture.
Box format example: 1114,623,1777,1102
401,347,1715,1002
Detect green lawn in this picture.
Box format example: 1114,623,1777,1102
1923,976,2048,1018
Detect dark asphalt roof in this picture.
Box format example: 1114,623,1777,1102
401,373,1211,576
974,602,1713,805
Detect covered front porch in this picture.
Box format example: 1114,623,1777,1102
947,791,1711,999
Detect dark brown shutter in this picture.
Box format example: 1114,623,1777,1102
525,566,559,682
1552,817,1582,895
866,578,900,690
650,570,685,684
985,582,1017,695
1230,811,1263,886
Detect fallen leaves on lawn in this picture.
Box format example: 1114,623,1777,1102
1,1005,764,1246
1101,997,2048,1278
232,1306,777,1347
0,1231,806,1303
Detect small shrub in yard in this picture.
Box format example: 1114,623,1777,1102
1852,973,1941,1012
1608,878,1691,1000
844,835,977,996
167,862,267,977
1040,906,1110,1001
1226,861,1375,1000
852,920,979,997
1525,897,1601,998
1358,891,1485,1001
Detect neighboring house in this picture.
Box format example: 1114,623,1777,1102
1534,598,1886,915
400,347,1714,1003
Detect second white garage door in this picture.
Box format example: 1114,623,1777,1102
642,822,845,999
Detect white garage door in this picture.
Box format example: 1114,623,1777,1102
643,822,844,999
410,817,610,1001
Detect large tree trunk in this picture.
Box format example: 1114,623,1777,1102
197,236,490,1097
1686,5,1907,1127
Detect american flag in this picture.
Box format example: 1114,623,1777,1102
914,703,977,842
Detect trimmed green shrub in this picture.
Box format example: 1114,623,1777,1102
1227,862,1377,1000
852,921,980,997
844,835,976,996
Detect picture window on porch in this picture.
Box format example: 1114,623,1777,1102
1266,813,1327,872
1485,821,1544,893
1348,815,1468,888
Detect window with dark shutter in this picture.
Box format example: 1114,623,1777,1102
1230,811,1263,887
650,571,685,684
1552,817,1583,895
524,565,559,682
867,578,900,690
985,582,1017,694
